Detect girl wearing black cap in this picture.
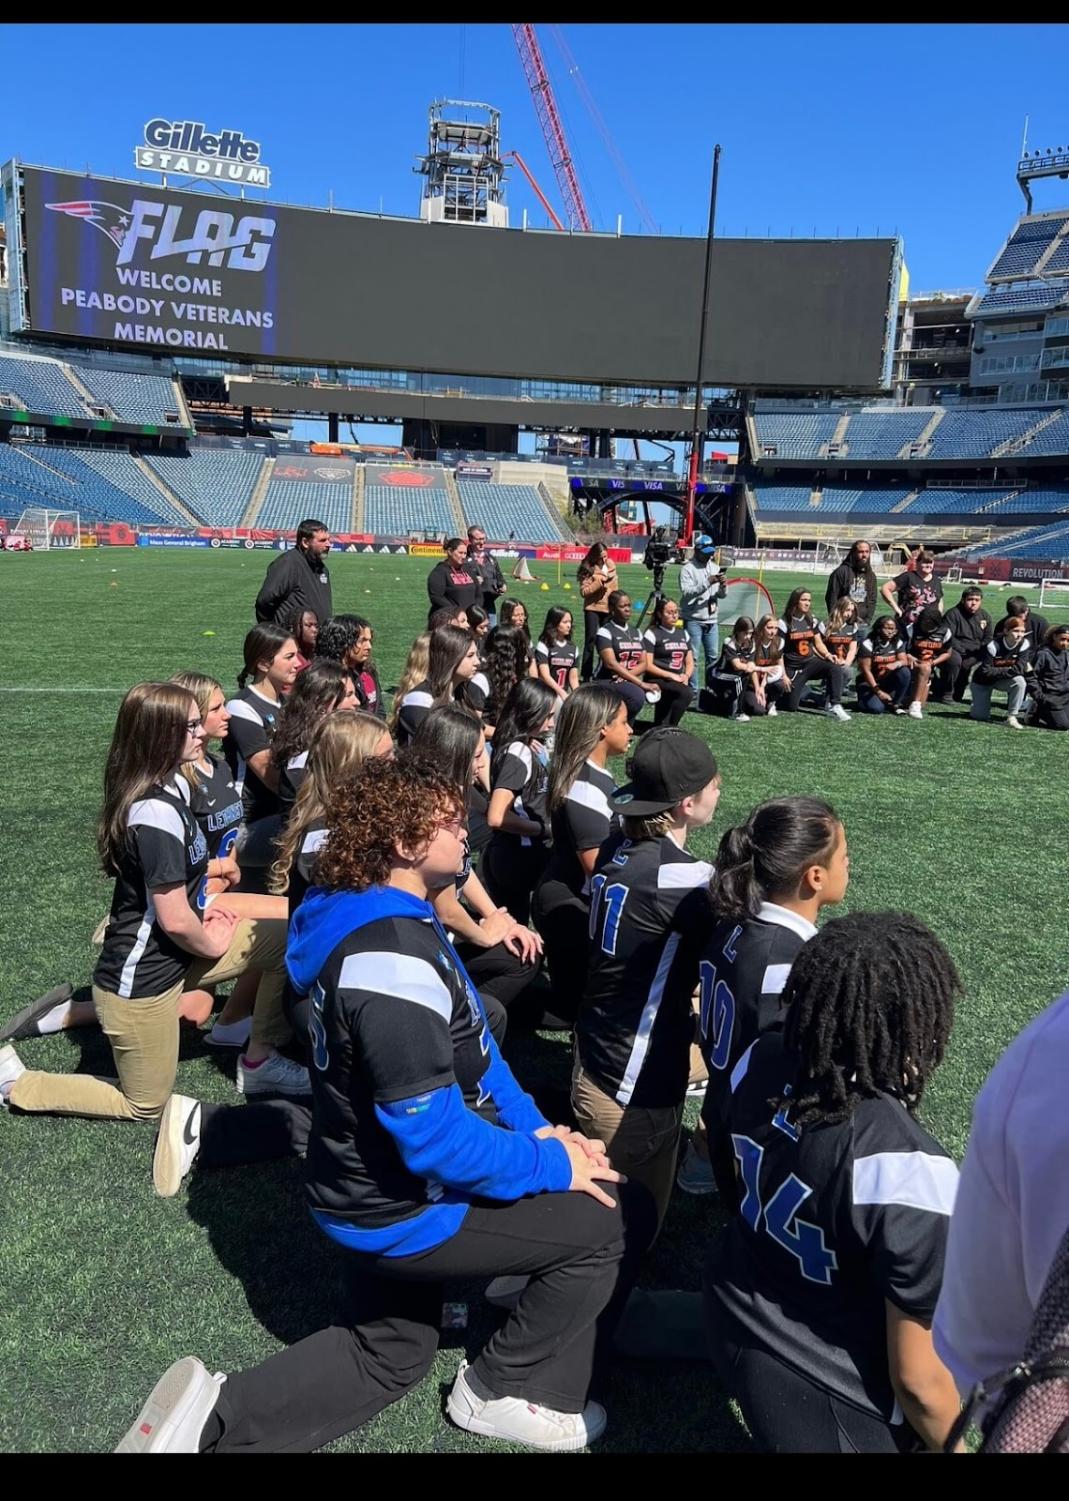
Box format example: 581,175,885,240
572,727,721,1229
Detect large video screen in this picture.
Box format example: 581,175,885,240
19,167,898,388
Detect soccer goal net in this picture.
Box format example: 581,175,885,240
14,508,82,551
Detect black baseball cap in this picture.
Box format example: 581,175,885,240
610,728,719,817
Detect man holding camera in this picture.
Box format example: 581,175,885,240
679,534,727,692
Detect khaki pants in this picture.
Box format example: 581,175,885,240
571,1054,683,1232
9,917,288,1121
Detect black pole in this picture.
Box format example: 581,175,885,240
685,144,721,542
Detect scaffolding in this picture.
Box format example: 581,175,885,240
416,100,508,228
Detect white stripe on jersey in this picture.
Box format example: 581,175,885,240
730,1039,757,1095
471,671,490,697
288,750,309,772
402,690,434,709
657,859,714,890
301,828,328,858
338,951,452,1023
118,894,157,1000
503,742,533,773
535,642,549,658
761,963,793,996
615,932,681,1107
566,778,612,819
234,755,247,799
852,1151,958,1216
128,798,186,842
596,628,611,642
226,699,266,726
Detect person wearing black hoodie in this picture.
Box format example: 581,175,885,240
1032,623,1069,730
254,519,333,626
118,756,655,1456
938,587,993,704
824,541,878,625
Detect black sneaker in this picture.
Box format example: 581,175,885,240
0,983,74,1043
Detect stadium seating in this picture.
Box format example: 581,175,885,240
988,218,1067,280
457,480,568,540
0,354,91,418
259,479,354,533
752,412,841,458
65,450,187,524
924,408,1048,459
962,518,1069,561
146,450,267,528
912,489,1018,515
982,488,1069,515
22,446,176,525
840,410,930,458
74,366,185,426
1016,410,1069,455
751,485,816,512
1043,239,1069,276
825,488,914,513
364,485,456,536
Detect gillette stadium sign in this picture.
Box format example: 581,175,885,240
134,119,271,189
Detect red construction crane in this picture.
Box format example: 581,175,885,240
512,23,592,233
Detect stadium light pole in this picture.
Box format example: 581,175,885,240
684,144,720,546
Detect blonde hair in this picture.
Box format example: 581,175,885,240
827,597,858,631
388,632,431,734
621,810,675,841
171,671,224,792
270,710,391,892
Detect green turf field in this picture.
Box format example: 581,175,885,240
1,548,1067,1453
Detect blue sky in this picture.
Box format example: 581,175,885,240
6,23,1069,453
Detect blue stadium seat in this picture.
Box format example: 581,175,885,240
1018,411,1069,455
0,354,92,417
73,366,185,426
22,446,175,524
752,412,840,458
914,490,1017,515
68,450,186,524
1042,239,1069,275
364,486,456,536
825,488,914,513
840,411,930,458
259,479,354,533
456,480,567,541
146,450,266,527
983,488,1069,515
751,485,816,512
925,409,1047,459
973,284,1069,316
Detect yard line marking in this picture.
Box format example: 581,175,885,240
0,686,125,694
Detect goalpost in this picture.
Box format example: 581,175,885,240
13,507,82,551
1039,575,1069,613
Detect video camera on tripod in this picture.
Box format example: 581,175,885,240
642,524,686,578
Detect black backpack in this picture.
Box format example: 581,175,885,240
945,1221,1069,1454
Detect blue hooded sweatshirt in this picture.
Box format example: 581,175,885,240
287,884,571,1256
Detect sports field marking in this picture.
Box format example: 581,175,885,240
0,685,124,694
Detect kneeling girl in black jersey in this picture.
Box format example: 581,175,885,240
642,597,695,726
693,797,849,1194
413,705,542,1024
481,679,557,925
117,756,655,1455
273,660,358,818
1,683,294,1123
536,605,580,704
595,591,648,725
531,686,632,1029
395,625,483,746
856,615,911,714
703,912,963,1453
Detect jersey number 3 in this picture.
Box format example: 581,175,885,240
589,874,629,956
732,1134,838,1285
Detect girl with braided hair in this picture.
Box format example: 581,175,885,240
703,911,964,1453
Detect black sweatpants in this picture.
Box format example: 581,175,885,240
606,679,647,726
740,678,790,716
703,1299,915,1453
581,611,604,682
530,881,591,1030
784,658,844,710
938,647,982,701
455,938,542,1013
652,679,694,727
201,1180,657,1453
480,838,550,928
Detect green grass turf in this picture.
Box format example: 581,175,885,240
1,548,1068,1453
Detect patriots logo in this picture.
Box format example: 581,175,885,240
46,200,131,252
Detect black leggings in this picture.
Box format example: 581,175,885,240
201,1180,656,1453
581,611,604,681
652,679,694,726
740,678,790,716
480,837,550,928
530,881,591,1030
605,678,647,725
784,658,844,710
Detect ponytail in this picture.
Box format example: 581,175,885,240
709,796,841,922
238,623,292,691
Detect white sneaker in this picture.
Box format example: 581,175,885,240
114,1356,224,1452
825,704,851,721
908,701,923,719
766,704,778,717
447,1360,606,1452
735,713,751,723
0,1044,26,1106
1007,715,1023,730
204,1016,252,1049
153,1094,202,1198
237,1049,311,1097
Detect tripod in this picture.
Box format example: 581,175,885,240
636,561,669,630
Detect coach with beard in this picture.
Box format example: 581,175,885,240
824,539,877,624
255,518,334,627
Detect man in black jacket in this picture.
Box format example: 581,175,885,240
467,524,507,623
824,540,877,624
938,586,993,703
254,518,333,626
